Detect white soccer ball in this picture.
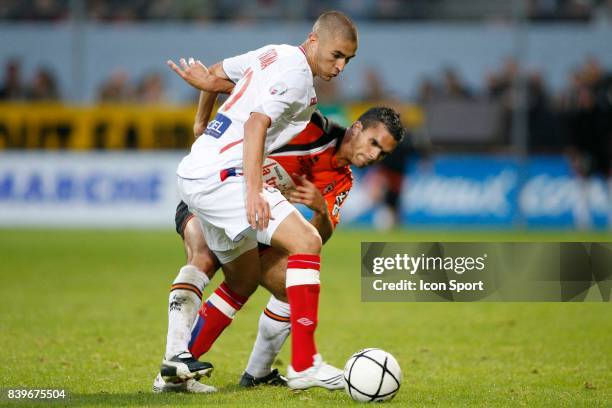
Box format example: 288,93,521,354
262,157,295,196
343,348,401,403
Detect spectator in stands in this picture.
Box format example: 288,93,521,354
362,67,386,102
486,58,522,143
28,0,65,21
0,0,606,22
487,57,518,101
26,67,60,101
136,72,166,104
97,69,134,102
593,0,612,25
0,59,26,100
416,68,472,103
87,0,110,20
563,57,612,178
441,67,471,99
416,77,437,104
526,70,558,150
143,0,214,21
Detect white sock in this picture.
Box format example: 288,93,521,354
244,296,291,378
165,265,209,359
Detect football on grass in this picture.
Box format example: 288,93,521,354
343,348,401,402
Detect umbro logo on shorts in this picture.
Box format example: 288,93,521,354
264,186,279,194
297,317,314,326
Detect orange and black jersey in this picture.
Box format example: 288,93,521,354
269,110,353,227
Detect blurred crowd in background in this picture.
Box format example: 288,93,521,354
1,0,612,23
0,59,165,103
1,55,610,179
1,0,610,195
0,60,60,101
0,1,610,230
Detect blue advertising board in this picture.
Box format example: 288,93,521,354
0,152,608,229
339,154,609,229
520,156,609,229
400,155,520,227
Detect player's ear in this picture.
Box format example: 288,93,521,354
307,32,318,45
352,121,363,134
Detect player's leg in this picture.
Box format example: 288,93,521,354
258,247,289,303
239,248,290,387
158,202,221,387
269,211,344,390
177,175,266,364
189,241,261,359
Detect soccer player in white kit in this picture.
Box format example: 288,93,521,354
166,11,358,392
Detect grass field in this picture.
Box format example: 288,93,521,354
0,228,610,407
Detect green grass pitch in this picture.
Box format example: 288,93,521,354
0,228,610,407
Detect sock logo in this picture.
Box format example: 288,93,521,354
297,317,314,326
169,295,187,312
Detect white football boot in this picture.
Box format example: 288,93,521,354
152,373,217,394
286,354,344,390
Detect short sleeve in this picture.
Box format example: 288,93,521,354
253,69,309,123
323,175,352,227
222,50,257,83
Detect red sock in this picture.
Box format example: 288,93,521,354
286,254,321,372
189,281,248,359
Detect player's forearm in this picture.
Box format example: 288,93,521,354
243,113,271,193
209,62,232,82
192,61,234,93
193,91,218,138
197,76,234,94
310,209,334,244
193,62,233,93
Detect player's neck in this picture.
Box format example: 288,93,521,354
300,41,317,78
333,128,352,167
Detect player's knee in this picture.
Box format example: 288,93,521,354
292,226,322,254
260,272,288,301
224,276,258,299
303,229,322,254
189,251,220,279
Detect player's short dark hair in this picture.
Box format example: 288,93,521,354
357,107,404,142
313,11,358,43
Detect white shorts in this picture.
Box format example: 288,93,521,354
177,175,296,261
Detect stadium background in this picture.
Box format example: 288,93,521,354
0,1,610,406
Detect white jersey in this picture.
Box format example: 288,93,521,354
177,44,317,180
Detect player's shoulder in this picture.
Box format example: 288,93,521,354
310,111,347,139
323,162,353,193
274,44,307,61
262,45,311,79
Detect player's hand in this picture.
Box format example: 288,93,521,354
288,174,327,214
246,189,271,231
167,57,217,91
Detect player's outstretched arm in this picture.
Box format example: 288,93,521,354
166,57,235,93
193,91,218,137
288,174,334,243
243,112,272,230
